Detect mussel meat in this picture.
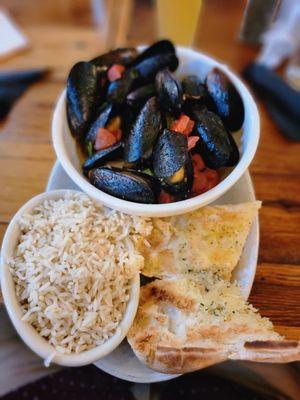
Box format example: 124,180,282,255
82,141,123,172
66,61,101,139
193,109,239,169
206,68,244,131
124,97,162,163
89,167,160,203
155,69,182,115
85,103,113,144
153,129,193,195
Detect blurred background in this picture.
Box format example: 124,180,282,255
0,0,299,399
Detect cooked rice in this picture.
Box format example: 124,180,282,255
9,192,152,354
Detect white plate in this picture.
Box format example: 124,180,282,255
47,161,259,383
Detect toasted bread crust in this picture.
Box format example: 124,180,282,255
131,342,300,374
127,278,300,374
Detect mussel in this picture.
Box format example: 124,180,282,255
107,53,178,104
82,141,123,172
182,75,206,100
90,47,138,72
193,109,239,169
155,69,182,115
182,75,213,116
153,129,193,195
126,84,156,110
130,40,176,67
66,62,101,139
85,103,113,144
89,167,160,203
124,97,162,163
205,68,244,131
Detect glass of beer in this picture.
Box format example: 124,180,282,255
156,0,202,46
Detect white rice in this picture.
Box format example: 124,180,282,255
9,192,152,354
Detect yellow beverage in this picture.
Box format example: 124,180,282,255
156,0,202,46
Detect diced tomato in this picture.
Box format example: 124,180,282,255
204,168,219,189
107,64,125,82
111,128,122,141
192,171,208,195
94,128,118,151
187,136,199,151
184,119,194,135
171,114,194,136
192,153,206,171
159,190,172,204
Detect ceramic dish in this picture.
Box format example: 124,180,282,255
52,46,260,217
47,161,259,382
0,189,140,367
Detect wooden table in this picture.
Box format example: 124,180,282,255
0,0,299,340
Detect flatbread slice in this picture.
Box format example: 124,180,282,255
127,278,300,374
139,201,261,280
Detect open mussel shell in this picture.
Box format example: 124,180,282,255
85,103,113,144
182,75,207,100
153,129,193,195
107,53,178,104
66,61,101,139
124,97,162,163
206,68,244,131
82,141,123,172
182,75,215,116
89,167,161,203
193,109,239,169
90,47,138,71
155,69,183,115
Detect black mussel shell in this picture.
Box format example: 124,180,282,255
155,69,182,115
90,47,138,71
130,40,176,68
107,53,178,104
135,53,178,81
182,75,215,117
182,75,207,100
153,129,193,195
82,141,123,172
106,69,137,104
85,103,113,144
124,97,162,163
227,132,240,166
89,167,160,203
206,68,244,131
193,109,236,169
126,84,156,110
66,61,100,139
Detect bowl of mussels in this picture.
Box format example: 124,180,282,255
52,40,259,217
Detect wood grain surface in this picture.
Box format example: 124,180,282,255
0,0,299,340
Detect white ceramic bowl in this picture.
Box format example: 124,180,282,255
52,46,260,217
0,190,140,367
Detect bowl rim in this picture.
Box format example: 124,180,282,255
52,46,260,217
0,189,140,367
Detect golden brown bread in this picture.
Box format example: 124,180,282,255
139,202,261,280
127,278,300,373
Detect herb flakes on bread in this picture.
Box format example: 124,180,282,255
140,202,261,280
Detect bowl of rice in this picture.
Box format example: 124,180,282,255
0,190,150,366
